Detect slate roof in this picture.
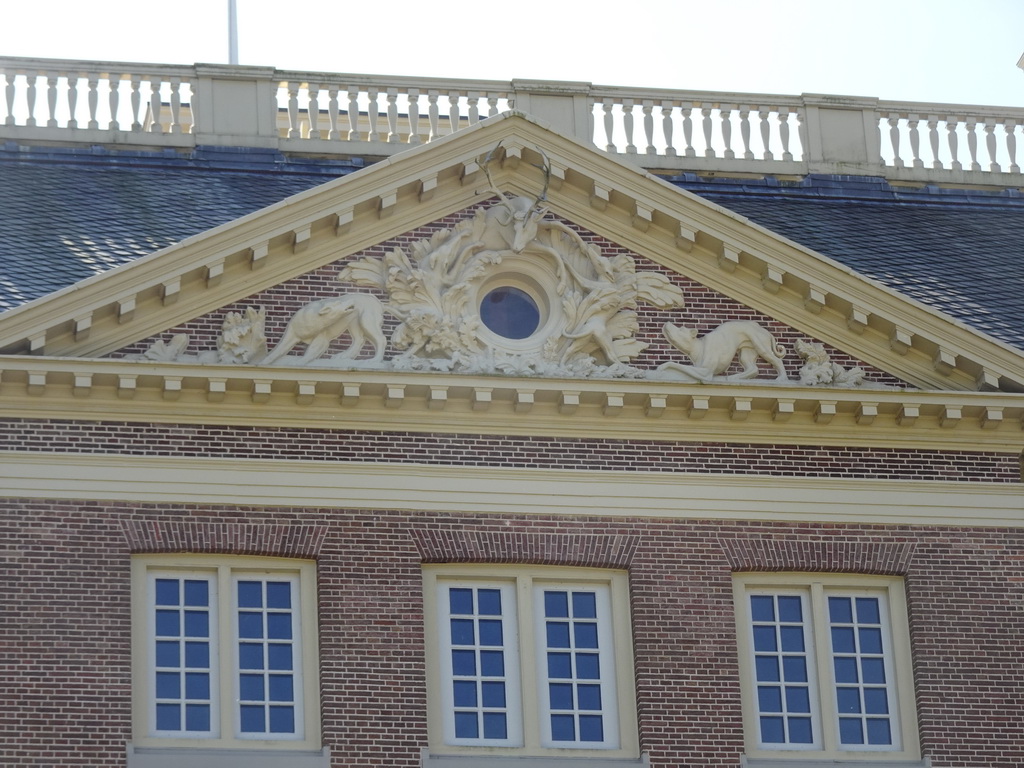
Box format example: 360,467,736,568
1,144,1022,351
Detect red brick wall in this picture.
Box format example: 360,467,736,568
3,498,1023,767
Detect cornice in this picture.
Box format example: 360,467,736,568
1,356,1022,452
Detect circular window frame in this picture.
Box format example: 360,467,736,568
473,254,564,355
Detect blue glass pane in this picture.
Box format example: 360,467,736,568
155,579,179,606
240,704,265,733
452,650,476,676
780,626,804,652
449,588,473,615
862,658,886,684
156,671,180,698
789,717,813,744
238,581,262,608
837,687,861,713
545,591,569,618
864,688,889,714
269,705,295,733
828,596,853,623
184,610,208,637
546,622,570,648
185,672,209,699
574,623,598,649
831,627,855,653
184,641,209,668
156,703,180,731
750,595,775,622
757,686,782,712
777,596,803,623
550,682,573,709
269,674,294,702
548,652,571,679
480,650,504,677
266,582,291,609
477,589,502,616
834,656,859,683
578,684,602,711
240,673,264,700
481,681,506,708
155,610,179,637
238,612,262,639
450,619,475,645
268,644,293,671
454,680,477,707
184,580,208,607
239,643,264,670
185,703,210,732
859,627,883,654
760,716,784,743
867,718,893,745
156,641,179,667
479,619,502,646
753,626,777,651
455,711,478,739
755,656,780,682
551,714,575,741
480,286,540,340
785,686,810,713
782,655,807,682
267,613,292,640
839,717,864,744
856,598,881,624
483,712,507,740
573,592,597,619
574,654,598,680
579,715,604,742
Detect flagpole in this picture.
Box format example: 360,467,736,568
228,0,239,65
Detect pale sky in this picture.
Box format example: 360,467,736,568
4,0,1023,107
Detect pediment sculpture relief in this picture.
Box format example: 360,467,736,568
652,321,789,383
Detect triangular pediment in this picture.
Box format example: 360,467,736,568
1,113,1022,449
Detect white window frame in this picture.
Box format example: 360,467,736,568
423,564,639,761
734,573,921,764
131,554,321,753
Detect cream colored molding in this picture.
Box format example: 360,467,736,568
0,114,1021,394
3,452,1021,528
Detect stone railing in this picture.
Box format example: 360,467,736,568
3,56,1023,184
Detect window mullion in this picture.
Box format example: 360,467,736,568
517,576,540,750
216,565,234,741
809,581,836,753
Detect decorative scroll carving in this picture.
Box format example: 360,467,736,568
795,338,866,387
262,294,386,366
653,321,789,383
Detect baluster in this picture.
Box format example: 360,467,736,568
966,117,980,171
603,100,616,152
739,106,753,160
681,105,694,157
327,87,339,140
386,88,399,142
927,115,941,169
759,109,772,161
984,120,999,172
408,89,420,144
367,87,380,142
1006,120,1019,173
888,114,902,168
908,115,922,168
487,95,499,116
427,91,440,141
467,92,479,124
129,75,142,131
448,92,460,135
946,117,961,170
643,100,656,154
779,108,792,161
169,79,182,133
66,75,78,129
46,75,58,128
286,82,300,138
721,108,734,159
701,107,714,158
149,80,163,133
25,74,37,127
622,99,636,153
662,102,676,157
5,72,16,126
796,110,807,161
307,84,321,139
107,74,120,130
87,75,99,129
347,86,359,140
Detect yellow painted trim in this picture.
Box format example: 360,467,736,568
4,452,1022,528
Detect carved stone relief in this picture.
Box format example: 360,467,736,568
652,321,789,383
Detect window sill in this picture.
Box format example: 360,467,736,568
741,756,930,768
127,744,330,768
422,750,649,768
